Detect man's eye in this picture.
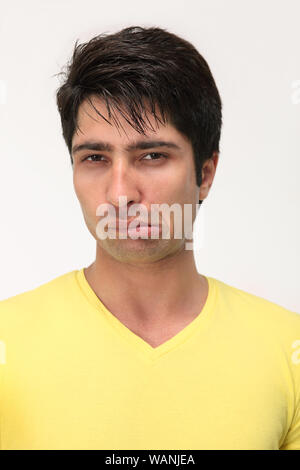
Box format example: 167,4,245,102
142,152,166,161
83,155,104,162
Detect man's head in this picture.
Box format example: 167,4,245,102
56,25,222,188
55,25,222,263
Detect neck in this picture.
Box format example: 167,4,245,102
84,241,208,325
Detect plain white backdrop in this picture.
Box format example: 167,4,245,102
0,0,299,312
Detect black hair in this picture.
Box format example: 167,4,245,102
56,25,222,187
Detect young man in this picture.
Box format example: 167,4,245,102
0,25,299,450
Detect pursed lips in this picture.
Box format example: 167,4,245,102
107,220,160,229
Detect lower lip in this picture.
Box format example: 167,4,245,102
121,225,160,238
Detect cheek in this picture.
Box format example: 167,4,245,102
180,167,197,201
150,168,182,194
73,173,97,214
164,173,192,201
73,171,84,199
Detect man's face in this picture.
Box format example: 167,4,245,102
72,96,201,264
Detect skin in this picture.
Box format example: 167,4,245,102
72,95,219,348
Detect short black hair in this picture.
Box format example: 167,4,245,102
56,25,222,187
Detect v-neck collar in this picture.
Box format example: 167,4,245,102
74,267,217,363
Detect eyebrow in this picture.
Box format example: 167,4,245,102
72,139,182,155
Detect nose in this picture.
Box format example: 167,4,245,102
106,159,141,211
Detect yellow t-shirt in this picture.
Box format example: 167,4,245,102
0,268,300,450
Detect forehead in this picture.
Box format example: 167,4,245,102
73,95,191,149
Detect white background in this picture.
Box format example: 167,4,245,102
0,0,299,312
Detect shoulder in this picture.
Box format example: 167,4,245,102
0,270,78,329
209,276,300,334
210,277,300,398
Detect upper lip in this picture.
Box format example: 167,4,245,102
108,219,160,228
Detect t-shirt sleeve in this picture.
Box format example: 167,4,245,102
280,333,300,450
0,318,7,451
0,361,4,451
280,399,300,450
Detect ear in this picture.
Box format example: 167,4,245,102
198,152,219,202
